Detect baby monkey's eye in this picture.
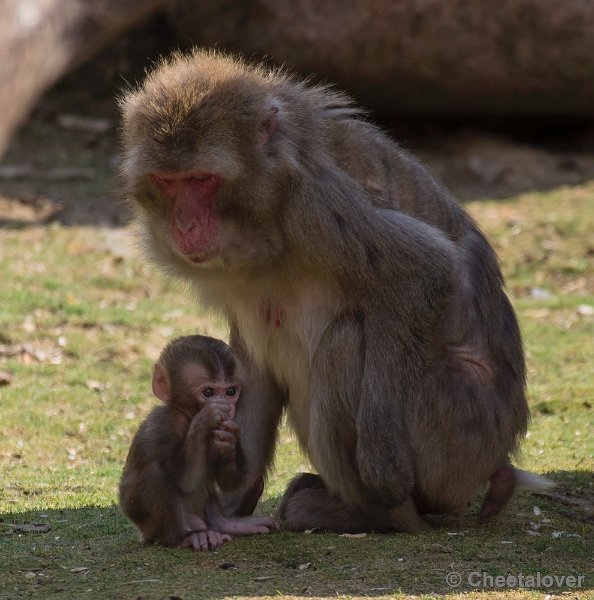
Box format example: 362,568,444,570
202,387,214,398
226,387,237,397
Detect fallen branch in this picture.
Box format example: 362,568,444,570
0,165,96,181
57,114,113,134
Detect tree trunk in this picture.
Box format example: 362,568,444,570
0,0,170,156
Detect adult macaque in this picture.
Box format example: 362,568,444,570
119,335,276,550
120,50,551,533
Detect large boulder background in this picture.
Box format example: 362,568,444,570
3,0,594,156
170,0,594,117
0,0,169,156
1,0,594,229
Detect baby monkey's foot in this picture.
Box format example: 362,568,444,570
179,529,231,551
219,515,278,536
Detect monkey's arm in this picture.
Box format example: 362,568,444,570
213,421,240,490
296,179,458,505
215,454,238,490
354,318,423,506
174,413,212,495
222,323,285,514
309,307,424,509
359,207,458,502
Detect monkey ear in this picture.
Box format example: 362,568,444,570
259,100,281,145
152,363,171,403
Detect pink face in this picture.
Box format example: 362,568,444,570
147,105,280,264
151,171,222,263
181,362,241,419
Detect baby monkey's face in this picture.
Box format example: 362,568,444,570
181,362,241,419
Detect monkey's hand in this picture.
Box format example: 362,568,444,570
200,398,232,431
356,436,414,507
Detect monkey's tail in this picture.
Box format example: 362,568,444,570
479,465,555,522
514,468,556,492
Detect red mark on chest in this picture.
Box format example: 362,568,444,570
260,300,284,328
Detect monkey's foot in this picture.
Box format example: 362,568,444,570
387,498,431,533
250,515,278,530
278,472,429,534
179,529,231,551
242,515,278,532
218,516,277,536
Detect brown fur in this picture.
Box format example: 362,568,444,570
120,50,533,533
119,335,275,550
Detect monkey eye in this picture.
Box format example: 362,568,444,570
202,387,214,398
226,387,237,397
150,175,176,194
190,174,216,183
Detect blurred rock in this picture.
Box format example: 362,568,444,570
0,0,171,156
171,0,594,117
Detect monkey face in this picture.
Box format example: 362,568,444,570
123,135,249,267
150,172,223,262
120,51,289,272
181,362,241,419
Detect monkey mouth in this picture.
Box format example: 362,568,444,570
187,252,211,264
182,248,219,265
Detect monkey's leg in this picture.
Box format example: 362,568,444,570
294,197,456,525
179,531,207,551
178,509,231,550
307,316,428,533
279,473,372,533
207,530,231,548
279,473,428,533
245,515,277,528
281,472,326,497
122,462,198,547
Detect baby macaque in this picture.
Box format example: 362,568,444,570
119,335,276,550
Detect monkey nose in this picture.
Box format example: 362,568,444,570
175,216,197,234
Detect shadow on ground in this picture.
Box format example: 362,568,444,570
1,471,591,599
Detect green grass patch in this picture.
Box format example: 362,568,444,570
1,180,592,598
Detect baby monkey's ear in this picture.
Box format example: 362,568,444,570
152,362,171,403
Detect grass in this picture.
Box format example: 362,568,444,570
0,111,592,599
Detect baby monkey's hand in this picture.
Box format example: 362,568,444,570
200,398,232,430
